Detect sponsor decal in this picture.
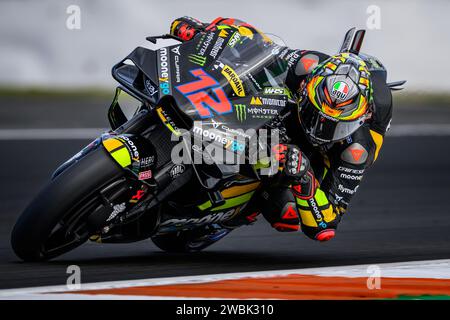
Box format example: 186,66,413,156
337,166,365,174
130,189,145,203
210,119,251,139
235,101,279,120
138,170,153,181
235,104,247,122
215,62,245,97
158,47,171,96
193,125,228,146
192,125,245,152
248,106,279,118
140,156,155,168
341,143,368,164
261,97,286,107
300,56,319,72
169,164,185,179
120,135,139,161
331,81,350,100
263,87,288,95
188,54,207,66
308,198,327,228
106,202,126,222
339,173,363,181
174,54,181,83
285,50,301,68
250,96,262,105
211,118,220,129
227,32,241,48
171,46,180,55
175,68,232,119
197,32,214,56
218,28,229,38
209,37,225,59
157,107,180,134
338,184,359,195
160,209,236,228
145,79,158,97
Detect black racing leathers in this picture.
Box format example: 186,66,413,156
169,16,393,241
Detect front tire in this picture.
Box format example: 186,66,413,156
11,146,123,261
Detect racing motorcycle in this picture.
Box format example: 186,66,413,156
11,26,404,261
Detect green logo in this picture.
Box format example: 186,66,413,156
235,104,247,122
189,54,207,66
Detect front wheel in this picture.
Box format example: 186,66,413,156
11,146,123,261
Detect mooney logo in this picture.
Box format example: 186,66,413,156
235,104,247,122
158,47,171,96
160,209,236,228
189,54,207,66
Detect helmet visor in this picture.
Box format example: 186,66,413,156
300,101,365,144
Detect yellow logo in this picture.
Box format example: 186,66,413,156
236,26,254,39
221,65,245,97
219,29,229,38
250,97,262,105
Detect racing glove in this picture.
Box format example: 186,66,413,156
272,143,318,199
170,16,206,41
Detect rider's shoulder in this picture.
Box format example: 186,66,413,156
292,50,329,76
337,124,378,167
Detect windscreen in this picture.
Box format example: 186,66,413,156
166,27,292,131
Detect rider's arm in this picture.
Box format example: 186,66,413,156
169,16,207,41
281,146,345,241
278,117,389,240
169,16,269,42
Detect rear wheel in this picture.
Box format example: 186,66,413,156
11,146,123,261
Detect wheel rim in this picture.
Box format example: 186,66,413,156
41,195,102,259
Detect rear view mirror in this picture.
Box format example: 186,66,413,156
108,87,144,130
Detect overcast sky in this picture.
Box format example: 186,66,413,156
0,0,449,92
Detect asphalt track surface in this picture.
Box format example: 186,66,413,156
0,98,450,290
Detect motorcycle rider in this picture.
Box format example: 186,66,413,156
169,16,392,243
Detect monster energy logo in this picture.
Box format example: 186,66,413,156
189,54,207,66
235,104,247,122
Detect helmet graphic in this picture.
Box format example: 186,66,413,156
299,52,373,145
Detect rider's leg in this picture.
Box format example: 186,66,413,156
260,186,341,241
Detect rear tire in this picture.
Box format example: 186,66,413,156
11,146,123,261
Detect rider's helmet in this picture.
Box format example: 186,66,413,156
298,52,373,146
